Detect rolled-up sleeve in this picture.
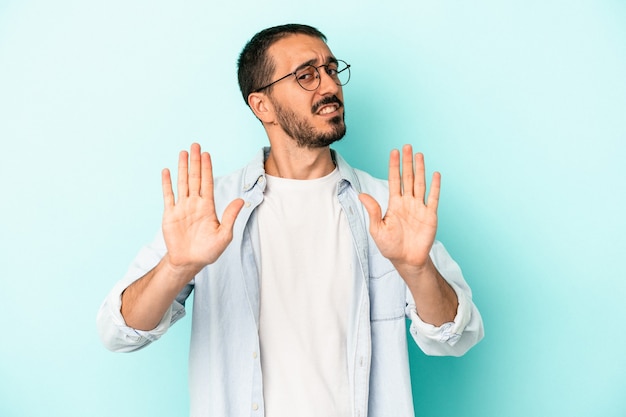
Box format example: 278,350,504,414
96,280,186,352
96,233,190,352
406,241,484,356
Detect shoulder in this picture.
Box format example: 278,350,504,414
213,148,266,202
353,168,388,199
214,167,245,195
334,150,389,200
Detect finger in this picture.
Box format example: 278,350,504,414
200,151,214,200
161,168,174,209
177,150,189,198
426,171,441,211
413,152,426,201
402,144,415,197
388,149,401,197
358,193,383,231
188,143,202,196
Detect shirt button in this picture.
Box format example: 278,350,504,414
252,351,258,359
252,403,259,411
245,201,251,208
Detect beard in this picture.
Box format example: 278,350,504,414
272,95,347,149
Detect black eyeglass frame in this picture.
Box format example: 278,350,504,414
253,59,351,93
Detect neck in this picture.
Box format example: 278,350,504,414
264,145,335,180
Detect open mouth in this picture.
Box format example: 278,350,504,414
312,96,343,116
317,104,340,115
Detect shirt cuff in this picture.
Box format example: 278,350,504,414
406,283,472,346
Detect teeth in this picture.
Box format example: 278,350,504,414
319,105,338,115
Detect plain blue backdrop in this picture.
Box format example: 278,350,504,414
1,1,625,416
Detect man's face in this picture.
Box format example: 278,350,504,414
265,34,346,148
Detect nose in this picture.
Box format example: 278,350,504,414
317,67,341,96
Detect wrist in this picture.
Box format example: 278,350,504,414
392,257,434,280
160,253,204,284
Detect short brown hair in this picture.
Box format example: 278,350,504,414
237,24,327,106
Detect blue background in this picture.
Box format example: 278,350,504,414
1,1,625,416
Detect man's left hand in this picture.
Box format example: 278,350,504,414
359,144,440,275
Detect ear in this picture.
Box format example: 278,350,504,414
248,92,275,124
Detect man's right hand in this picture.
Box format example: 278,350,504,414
161,143,244,277
120,144,244,330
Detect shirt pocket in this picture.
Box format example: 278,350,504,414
368,253,406,322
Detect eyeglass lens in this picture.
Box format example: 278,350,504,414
295,61,350,91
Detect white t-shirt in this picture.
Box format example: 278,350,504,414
257,168,353,417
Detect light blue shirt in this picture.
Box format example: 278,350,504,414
97,148,484,417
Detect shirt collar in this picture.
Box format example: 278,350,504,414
240,147,361,194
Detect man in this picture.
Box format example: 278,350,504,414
97,23,484,417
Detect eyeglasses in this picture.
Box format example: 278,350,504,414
254,59,351,93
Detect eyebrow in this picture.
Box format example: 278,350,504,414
293,56,338,72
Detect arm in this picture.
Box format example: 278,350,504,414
359,145,456,326
407,240,483,356
120,143,244,331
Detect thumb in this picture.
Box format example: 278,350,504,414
358,193,383,228
220,198,245,230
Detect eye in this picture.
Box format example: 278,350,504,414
295,66,318,85
297,73,313,81
326,65,339,76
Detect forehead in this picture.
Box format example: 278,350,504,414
268,34,335,72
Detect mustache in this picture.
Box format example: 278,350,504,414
312,95,343,114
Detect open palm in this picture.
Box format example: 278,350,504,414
161,143,244,271
359,145,440,271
